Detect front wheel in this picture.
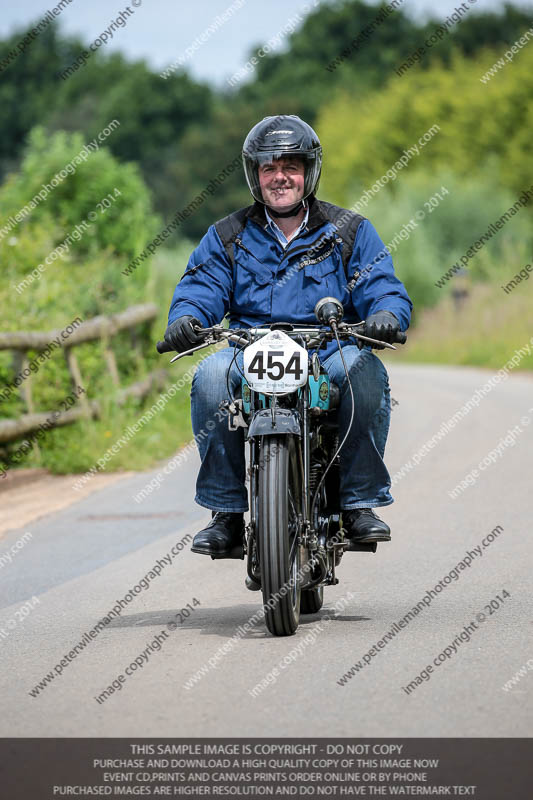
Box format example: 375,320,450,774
258,435,302,636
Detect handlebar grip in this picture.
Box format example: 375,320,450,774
394,330,407,345
156,340,173,354
357,325,407,345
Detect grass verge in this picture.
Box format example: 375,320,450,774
385,281,533,371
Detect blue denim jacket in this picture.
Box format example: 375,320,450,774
168,197,412,357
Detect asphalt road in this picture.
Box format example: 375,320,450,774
1,363,531,737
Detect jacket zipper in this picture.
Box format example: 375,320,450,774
235,236,269,265
180,261,210,280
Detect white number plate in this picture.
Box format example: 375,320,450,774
243,330,308,394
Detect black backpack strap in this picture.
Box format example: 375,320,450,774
215,201,364,290
214,206,251,266
316,201,365,291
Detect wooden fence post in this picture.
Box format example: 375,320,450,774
0,304,165,446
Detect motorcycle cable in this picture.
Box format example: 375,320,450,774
309,326,356,526
225,337,249,406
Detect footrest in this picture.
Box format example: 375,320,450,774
209,544,245,560
345,540,377,553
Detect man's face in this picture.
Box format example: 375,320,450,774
258,157,305,211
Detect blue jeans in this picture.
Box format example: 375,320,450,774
190,346,393,512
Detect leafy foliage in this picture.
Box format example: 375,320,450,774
2,127,159,262
358,168,532,312
0,21,213,236
317,45,533,204
1,3,532,235
0,130,167,472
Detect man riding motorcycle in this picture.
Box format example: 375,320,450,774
164,115,412,558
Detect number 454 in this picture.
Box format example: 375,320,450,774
247,350,303,381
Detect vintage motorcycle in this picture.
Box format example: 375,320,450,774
157,298,406,636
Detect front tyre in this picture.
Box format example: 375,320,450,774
258,435,301,636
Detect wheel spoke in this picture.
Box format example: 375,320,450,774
288,528,298,565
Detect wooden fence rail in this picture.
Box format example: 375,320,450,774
0,303,166,445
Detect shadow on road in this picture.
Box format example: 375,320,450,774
103,609,372,638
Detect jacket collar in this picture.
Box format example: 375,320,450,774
245,194,328,233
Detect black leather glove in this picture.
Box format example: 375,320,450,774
164,315,205,353
364,311,400,349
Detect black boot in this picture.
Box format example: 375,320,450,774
191,512,245,558
342,508,391,543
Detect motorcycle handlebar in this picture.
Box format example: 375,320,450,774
156,323,407,354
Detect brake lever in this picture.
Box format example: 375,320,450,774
169,340,215,363
169,328,250,362
351,331,396,350
335,322,396,350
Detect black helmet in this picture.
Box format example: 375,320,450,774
242,115,322,204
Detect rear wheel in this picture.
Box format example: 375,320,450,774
258,435,302,636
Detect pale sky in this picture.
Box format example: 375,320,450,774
1,0,532,86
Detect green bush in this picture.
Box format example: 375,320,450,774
1,126,159,262
0,130,199,475
346,168,533,312
318,46,533,206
